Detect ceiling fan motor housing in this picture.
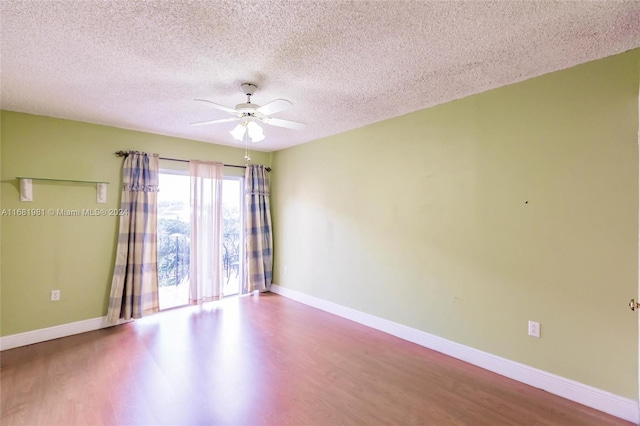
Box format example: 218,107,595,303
235,102,260,113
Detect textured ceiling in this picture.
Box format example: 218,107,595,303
1,1,639,152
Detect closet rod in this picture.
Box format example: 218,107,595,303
114,151,271,172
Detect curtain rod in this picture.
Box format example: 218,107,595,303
114,151,271,172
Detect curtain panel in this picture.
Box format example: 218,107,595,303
189,161,224,303
244,164,273,293
107,152,160,322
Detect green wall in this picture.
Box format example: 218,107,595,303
0,112,270,336
271,50,640,398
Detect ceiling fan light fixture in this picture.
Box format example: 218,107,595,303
251,133,265,143
230,123,246,141
247,121,265,142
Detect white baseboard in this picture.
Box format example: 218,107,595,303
270,284,639,424
0,316,130,351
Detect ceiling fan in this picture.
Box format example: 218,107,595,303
190,82,306,142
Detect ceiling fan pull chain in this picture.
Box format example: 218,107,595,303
244,130,251,163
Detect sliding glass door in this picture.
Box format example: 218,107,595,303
222,177,243,296
157,172,191,310
157,172,243,309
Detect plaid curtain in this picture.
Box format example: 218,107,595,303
244,164,273,293
107,152,160,322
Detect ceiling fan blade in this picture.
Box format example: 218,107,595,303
263,117,307,130
190,117,240,127
194,98,238,114
256,99,292,116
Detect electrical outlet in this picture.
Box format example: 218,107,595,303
284,266,288,275
51,289,61,301
528,321,540,338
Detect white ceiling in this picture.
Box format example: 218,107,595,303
1,1,639,152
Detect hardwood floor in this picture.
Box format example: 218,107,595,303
1,293,631,425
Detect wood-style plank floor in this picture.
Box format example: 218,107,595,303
1,293,631,426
